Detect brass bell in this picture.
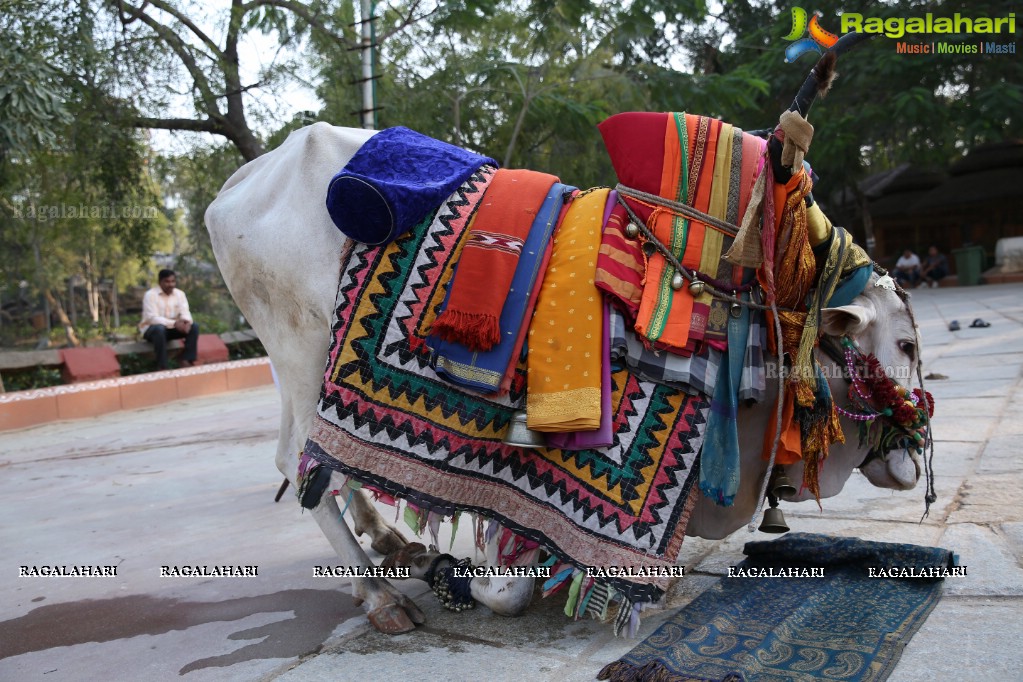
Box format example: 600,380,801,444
688,280,705,296
624,222,640,239
642,242,656,258
758,493,790,534
502,410,546,449
670,272,685,291
770,467,797,499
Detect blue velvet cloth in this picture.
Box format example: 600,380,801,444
326,126,497,245
599,533,955,682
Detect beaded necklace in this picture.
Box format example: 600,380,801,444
838,337,934,456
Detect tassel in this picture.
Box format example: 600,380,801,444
795,363,845,503
575,577,595,619
563,570,585,617
585,582,612,620
542,563,576,597
427,511,442,548
612,599,632,637
449,511,460,551
474,514,486,552
403,504,424,535
430,309,501,352
485,518,500,544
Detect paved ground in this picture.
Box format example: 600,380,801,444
2,282,1022,681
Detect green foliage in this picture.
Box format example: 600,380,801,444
3,0,1020,356
0,366,63,391
230,339,268,360
0,4,72,158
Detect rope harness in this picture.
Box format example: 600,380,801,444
610,182,937,525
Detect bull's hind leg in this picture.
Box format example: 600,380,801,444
350,488,409,556
309,479,426,634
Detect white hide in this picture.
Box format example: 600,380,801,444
206,121,922,596
689,285,921,539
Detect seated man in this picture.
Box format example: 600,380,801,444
894,249,921,288
920,245,949,288
139,269,199,370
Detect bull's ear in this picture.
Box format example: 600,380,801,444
821,304,876,337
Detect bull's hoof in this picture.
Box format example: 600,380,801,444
366,595,427,634
367,603,417,634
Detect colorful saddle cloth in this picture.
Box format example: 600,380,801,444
598,112,766,354
304,168,710,608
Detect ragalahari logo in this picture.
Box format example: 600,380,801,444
783,7,839,62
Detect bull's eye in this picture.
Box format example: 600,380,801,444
898,340,916,361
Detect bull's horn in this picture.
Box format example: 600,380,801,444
789,31,874,117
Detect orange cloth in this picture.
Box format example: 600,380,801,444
763,389,803,466
432,169,558,351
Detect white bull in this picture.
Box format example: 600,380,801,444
205,122,922,634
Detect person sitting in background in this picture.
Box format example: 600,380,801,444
140,269,199,370
894,249,921,288
920,246,949,288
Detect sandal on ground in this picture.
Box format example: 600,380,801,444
969,319,991,328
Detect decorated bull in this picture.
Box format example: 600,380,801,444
205,35,934,636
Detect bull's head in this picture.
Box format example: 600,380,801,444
820,279,923,491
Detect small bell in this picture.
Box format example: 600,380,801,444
670,272,685,291
624,222,640,239
770,467,797,499
642,242,657,258
758,493,790,534
502,410,546,449
688,280,705,296
730,300,743,319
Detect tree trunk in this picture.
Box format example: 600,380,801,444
45,290,81,347
111,277,120,328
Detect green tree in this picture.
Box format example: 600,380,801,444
1,1,169,346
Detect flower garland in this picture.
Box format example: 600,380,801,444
838,337,934,455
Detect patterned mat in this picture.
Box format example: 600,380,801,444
599,533,954,681
304,168,710,605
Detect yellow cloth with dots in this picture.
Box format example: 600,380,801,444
526,188,609,432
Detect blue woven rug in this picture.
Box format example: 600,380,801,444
598,533,955,682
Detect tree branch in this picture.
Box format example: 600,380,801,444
141,0,225,59
111,1,222,117
377,0,439,43
243,0,354,49
128,116,226,134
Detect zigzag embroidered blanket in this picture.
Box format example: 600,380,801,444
304,168,710,605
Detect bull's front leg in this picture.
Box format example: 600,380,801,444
309,479,426,634
349,487,410,556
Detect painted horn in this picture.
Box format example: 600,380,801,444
789,31,875,116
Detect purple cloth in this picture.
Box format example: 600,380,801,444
326,126,497,246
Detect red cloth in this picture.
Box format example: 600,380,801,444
594,203,644,325
431,169,558,351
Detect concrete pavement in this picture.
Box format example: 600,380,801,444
1,282,1021,681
